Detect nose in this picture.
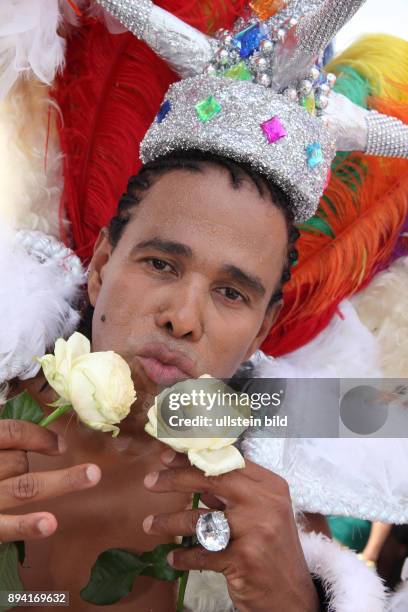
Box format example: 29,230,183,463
155,279,206,341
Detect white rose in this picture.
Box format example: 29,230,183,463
145,375,245,476
39,332,136,437
40,333,91,402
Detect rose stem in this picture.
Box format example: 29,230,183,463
39,405,72,428
176,492,201,612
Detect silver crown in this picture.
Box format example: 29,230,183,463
141,75,335,221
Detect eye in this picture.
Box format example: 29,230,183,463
217,287,246,303
146,258,175,274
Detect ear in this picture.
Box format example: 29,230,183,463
243,300,284,361
87,228,112,307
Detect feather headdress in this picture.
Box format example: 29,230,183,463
264,35,408,355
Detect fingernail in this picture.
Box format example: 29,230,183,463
37,518,53,536
86,465,101,483
58,435,67,453
161,449,176,464
144,471,159,488
142,515,154,533
167,552,174,566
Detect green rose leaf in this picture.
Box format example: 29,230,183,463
0,392,44,424
0,543,24,611
14,542,25,566
81,544,183,605
140,544,184,581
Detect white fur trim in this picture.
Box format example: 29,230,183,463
0,225,84,388
253,299,382,379
388,581,408,612
183,531,387,611
242,299,408,523
300,531,387,612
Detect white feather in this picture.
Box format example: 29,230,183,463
0,224,84,388
352,257,408,378
0,0,66,99
389,581,408,611
243,300,408,524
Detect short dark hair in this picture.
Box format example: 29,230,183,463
108,150,300,308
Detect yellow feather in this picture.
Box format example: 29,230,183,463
327,34,408,103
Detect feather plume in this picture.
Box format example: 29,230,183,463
0,0,67,99
263,36,408,357
54,1,247,260
0,78,63,236
0,224,84,387
353,256,408,378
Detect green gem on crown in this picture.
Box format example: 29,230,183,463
223,62,252,82
300,92,316,116
195,96,222,122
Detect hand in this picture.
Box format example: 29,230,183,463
0,419,101,543
143,451,319,612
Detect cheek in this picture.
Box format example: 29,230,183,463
205,313,263,377
91,264,148,352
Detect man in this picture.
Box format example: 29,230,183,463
1,153,326,611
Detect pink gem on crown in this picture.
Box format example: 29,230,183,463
261,116,287,144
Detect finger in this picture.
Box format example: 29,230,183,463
233,457,278,483
160,449,189,468
200,493,226,510
143,508,243,539
0,451,28,480
167,545,231,573
0,420,66,455
0,463,101,511
144,466,250,502
160,449,271,485
0,512,57,543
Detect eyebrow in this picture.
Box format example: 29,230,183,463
220,264,266,298
132,237,266,297
131,237,193,258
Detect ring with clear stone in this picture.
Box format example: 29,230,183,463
195,511,231,552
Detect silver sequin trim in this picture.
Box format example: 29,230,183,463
366,110,408,158
141,75,336,222
96,0,153,39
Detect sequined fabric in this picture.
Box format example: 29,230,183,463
141,75,336,222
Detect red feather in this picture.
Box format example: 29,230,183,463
54,1,247,261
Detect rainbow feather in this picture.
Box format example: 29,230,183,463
263,35,408,357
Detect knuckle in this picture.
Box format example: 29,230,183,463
189,509,201,533
13,451,29,476
2,420,26,446
204,473,226,491
193,546,209,570
15,517,27,538
10,473,42,500
275,474,291,497
63,469,82,490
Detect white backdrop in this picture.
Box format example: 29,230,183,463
336,0,408,51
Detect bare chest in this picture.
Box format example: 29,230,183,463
11,438,189,611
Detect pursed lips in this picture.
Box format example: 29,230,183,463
136,342,197,386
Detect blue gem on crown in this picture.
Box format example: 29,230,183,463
232,24,266,59
306,142,324,168
157,100,171,124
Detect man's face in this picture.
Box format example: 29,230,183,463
88,164,288,394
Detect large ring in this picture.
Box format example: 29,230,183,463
195,511,230,552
